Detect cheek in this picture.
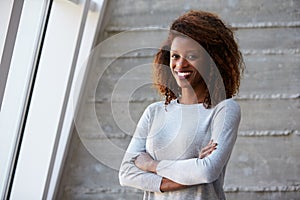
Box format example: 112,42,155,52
169,65,176,77
169,59,175,68
194,60,209,75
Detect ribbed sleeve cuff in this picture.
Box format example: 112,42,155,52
146,175,163,193
156,160,173,180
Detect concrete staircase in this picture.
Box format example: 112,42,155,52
57,0,300,199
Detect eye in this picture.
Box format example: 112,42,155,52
171,53,180,60
186,54,198,60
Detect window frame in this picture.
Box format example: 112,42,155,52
0,0,107,199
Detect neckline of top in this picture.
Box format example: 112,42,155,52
171,99,204,108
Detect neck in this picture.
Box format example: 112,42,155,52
179,84,206,104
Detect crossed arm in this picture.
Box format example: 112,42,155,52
119,100,240,193
134,140,217,192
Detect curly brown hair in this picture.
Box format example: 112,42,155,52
152,10,244,108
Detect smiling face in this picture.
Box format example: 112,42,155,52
170,36,208,89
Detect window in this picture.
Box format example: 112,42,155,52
0,0,105,199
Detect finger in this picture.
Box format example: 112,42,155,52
198,140,217,158
201,143,212,152
200,147,215,157
199,150,211,159
199,150,209,159
199,150,214,159
199,146,217,158
201,142,217,152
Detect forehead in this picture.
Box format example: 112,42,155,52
170,36,204,53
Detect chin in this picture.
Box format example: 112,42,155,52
176,80,192,88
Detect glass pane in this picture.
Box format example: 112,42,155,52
0,0,47,197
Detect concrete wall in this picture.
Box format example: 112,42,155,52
57,0,300,199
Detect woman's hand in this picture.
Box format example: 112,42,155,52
134,152,159,173
199,140,217,159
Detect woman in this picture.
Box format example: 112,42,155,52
119,10,244,200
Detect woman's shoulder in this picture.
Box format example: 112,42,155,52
210,98,241,127
144,101,166,113
146,101,164,109
214,98,241,114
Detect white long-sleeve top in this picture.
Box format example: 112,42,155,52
119,98,241,200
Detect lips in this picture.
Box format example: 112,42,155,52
174,69,193,79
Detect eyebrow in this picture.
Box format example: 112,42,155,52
170,50,202,54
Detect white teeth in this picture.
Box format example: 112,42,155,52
177,72,191,76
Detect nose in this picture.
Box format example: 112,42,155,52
175,57,189,68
